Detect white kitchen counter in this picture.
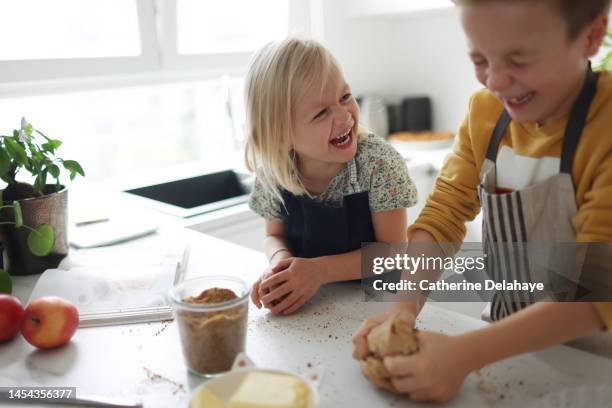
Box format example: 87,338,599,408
2,229,611,408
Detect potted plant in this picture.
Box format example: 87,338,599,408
0,118,84,276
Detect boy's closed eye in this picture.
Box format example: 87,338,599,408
508,59,529,69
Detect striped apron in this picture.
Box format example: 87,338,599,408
478,65,612,356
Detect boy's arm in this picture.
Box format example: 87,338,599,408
460,302,604,370
382,302,604,402
573,145,612,330
407,111,483,247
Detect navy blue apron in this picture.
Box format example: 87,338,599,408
281,158,375,258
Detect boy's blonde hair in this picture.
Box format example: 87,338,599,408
452,0,610,40
244,37,361,202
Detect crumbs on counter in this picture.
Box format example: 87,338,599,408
143,367,186,395
154,319,173,337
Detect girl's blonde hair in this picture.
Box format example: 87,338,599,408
244,37,361,202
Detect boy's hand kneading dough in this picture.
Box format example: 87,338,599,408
359,312,419,393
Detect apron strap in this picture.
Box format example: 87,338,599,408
485,109,512,162
560,63,598,174
347,158,361,194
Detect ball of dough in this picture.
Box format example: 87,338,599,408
359,312,418,394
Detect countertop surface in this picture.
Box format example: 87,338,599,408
2,228,612,408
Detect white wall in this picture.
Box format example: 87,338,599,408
321,5,612,134
321,4,481,134
386,8,481,132
319,0,395,95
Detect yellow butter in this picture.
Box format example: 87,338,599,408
228,372,310,408
191,388,226,408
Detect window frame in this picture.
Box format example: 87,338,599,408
0,0,160,83
0,0,318,94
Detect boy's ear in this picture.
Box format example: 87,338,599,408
584,13,609,58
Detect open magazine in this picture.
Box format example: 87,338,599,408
28,242,190,327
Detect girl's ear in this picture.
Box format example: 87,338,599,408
584,13,608,58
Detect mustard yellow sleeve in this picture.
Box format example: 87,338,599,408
593,302,612,331
574,153,612,242
573,146,612,331
407,108,482,245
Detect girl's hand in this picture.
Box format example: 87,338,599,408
251,268,273,308
352,306,417,359
259,257,324,315
384,331,474,403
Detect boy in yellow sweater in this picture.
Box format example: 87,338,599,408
353,0,612,402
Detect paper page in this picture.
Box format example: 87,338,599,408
28,261,176,314
28,242,189,326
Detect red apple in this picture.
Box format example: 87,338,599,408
0,294,24,342
21,296,79,349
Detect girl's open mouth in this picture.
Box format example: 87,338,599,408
330,128,353,149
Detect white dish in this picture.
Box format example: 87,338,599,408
190,354,321,408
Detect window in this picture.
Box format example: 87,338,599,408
0,0,141,60
0,0,311,186
0,0,158,82
177,0,289,54
0,76,247,184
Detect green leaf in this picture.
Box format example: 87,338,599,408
4,138,28,165
27,224,55,256
0,269,12,294
12,130,18,138
62,160,85,177
48,164,60,178
13,201,22,228
0,148,10,176
42,139,62,152
31,150,43,162
24,123,33,136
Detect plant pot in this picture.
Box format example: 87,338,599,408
0,185,68,276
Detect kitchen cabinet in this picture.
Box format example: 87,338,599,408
187,205,265,253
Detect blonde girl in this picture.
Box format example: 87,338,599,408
245,37,417,315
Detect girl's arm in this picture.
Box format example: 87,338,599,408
316,207,408,284
263,219,293,265
259,207,408,314
251,220,293,308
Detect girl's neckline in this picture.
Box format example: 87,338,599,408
302,162,349,197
